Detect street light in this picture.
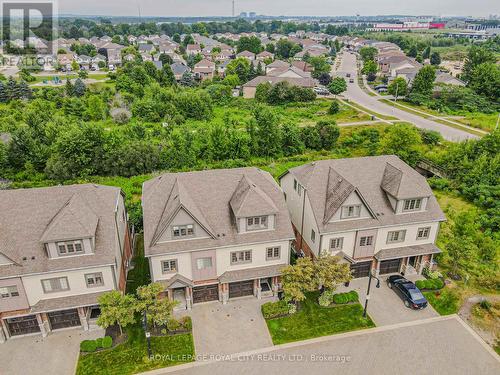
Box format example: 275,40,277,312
363,270,381,318
142,310,152,358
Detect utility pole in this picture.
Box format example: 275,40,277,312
232,0,235,18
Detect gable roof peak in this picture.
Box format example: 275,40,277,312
230,174,278,218
323,167,355,224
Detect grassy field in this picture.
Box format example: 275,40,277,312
184,98,372,130
264,291,375,345
30,73,109,84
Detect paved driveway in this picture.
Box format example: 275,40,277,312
160,316,500,375
0,328,104,375
180,297,273,356
336,275,438,326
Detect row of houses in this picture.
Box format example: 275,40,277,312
0,155,445,342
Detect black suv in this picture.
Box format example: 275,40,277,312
387,275,428,309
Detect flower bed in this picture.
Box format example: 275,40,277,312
318,290,359,307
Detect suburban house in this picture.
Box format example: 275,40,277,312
266,66,312,78
279,156,446,278
236,50,256,61
186,44,202,56
242,76,317,98
142,167,294,309
256,50,274,61
57,53,75,70
171,62,191,81
193,59,216,81
0,184,132,343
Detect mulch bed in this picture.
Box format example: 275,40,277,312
105,325,128,346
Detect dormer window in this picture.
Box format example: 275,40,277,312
341,205,361,219
172,224,195,238
246,216,268,231
57,240,84,256
403,198,422,212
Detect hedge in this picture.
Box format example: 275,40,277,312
80,336,113,352
261,300,291,319
415,278,444,290
332,291,359,304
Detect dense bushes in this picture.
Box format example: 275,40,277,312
166,316,192,332
332,291,359,304
255,81,316,105
415,278,445,290
80,336,113,353
318,289,335,306
261,300,293,319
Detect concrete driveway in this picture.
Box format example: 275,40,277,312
336,275,438,326
0,328,104,375
180,297,273,356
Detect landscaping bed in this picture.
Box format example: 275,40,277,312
423,288,461,316
263,291,374,345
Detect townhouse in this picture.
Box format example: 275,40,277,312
193,59,216,81
279,156,446,278
142,168,294,309
0,184,132,342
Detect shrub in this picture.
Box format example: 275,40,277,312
179,316,192,331
288,303,297,315
318,289,335,306
102,336,113,349
95,338,103,348
328,100,340,115
261,300,290,319
479,300,492,310
415,278,444,290
80,340,97,353
332,290,359,304
166,318,181,332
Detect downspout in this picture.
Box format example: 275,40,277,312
299,188,306,254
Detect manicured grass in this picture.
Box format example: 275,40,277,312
342,100,398,121
126,233,151,295
423,288,461,315
264,292,375,345
76,327,194,375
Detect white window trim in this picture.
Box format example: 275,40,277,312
266,246,281,261
359,236,373,247
246,216,268,231
57,240,84,256
387,230,406,244
172,224,195,238
161,259,178,274
416,227,431,240
196,257,213,270
41,277,70,293
330,237,344,250
231,250,252,265
85,272,104,288
0,285,19,298
403,198,423,212
341,205,362,219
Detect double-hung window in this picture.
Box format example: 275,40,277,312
416,227,431,240
162,259,178,273
172,224,195,238
330,237,344,250
266,246,281,260
0,286,19,298
85,273,104,288
231,250,252,265
41,277,69,293
57,240,84,255
359,236,373,247
403,198,422,212
196,257,213,270
387,230,406,244
341,205,361,219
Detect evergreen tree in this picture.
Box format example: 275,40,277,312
18,81,32,100
73,78,86,97
179,71,195,87
65,79,74,96
430,52,441,66
6,77,18,100
0,82,8,103
256,61,264,76
422,46,431,60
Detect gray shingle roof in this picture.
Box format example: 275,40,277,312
229,175,278,218
243,76,317,88
324,168,355,224
375,243,441,260
0,184,121,278
143,167,294,256
285,156,445,234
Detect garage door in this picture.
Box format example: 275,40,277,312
379,259,402,275
6,315,41,336
193,284,219,304
229,280,254,298
48,309,81,330
350,261,372,278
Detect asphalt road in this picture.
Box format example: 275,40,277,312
152,316,500,375
337,52,478,142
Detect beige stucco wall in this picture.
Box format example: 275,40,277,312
0,277,30,313
243,86,257,99
21,266,115,306
156,208,211,243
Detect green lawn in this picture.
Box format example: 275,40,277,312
264,292,375,345
423,289,461,315
125,233,151,295
76,326,194,375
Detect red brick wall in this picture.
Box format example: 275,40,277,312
292,224,316,259
118,225,133,292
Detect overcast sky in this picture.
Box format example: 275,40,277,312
58,0,499,18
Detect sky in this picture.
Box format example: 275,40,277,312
57,0,500,18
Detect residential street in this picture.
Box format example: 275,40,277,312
146,316,500,375
336,52,478,142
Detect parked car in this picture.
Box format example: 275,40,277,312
314,87,330,95
346,73,351,78
349,78,354,83
387,275,428,310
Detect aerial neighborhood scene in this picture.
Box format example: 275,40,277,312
0,0,499,374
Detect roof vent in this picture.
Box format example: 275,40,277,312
22,257,27,261
31,256,35,260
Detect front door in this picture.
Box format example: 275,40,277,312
173,288,187,309
409,256,417,268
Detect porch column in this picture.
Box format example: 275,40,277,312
78,307,89,331
372,259,380,276
185,287,192,310
36,313,49,337
0,319,7,343
271,276,279,295
254,279,262,299
221,283,229,304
